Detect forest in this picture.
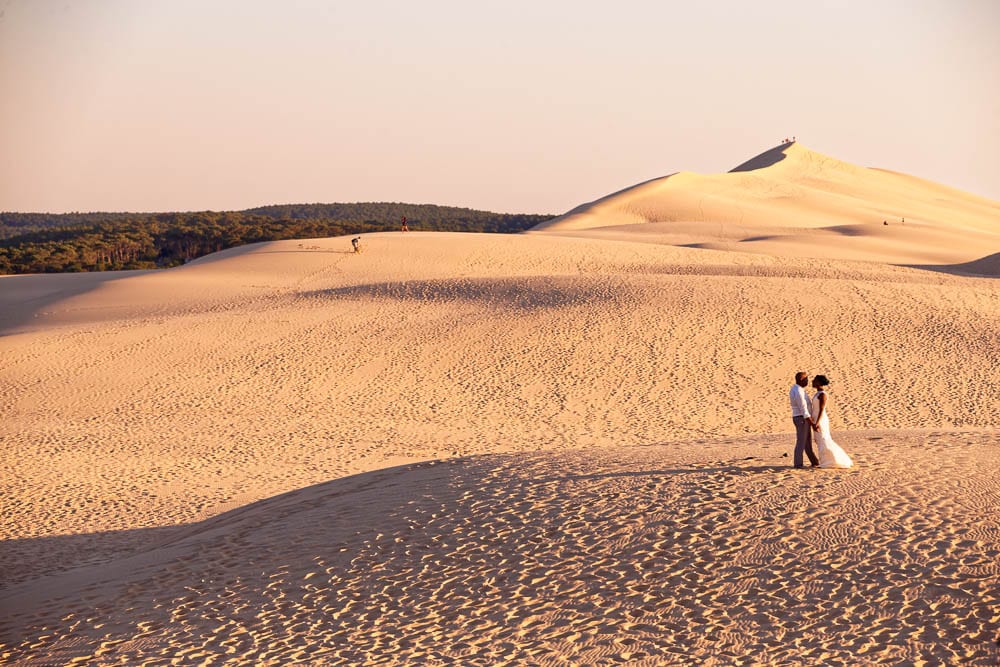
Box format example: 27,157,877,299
0,203,553,274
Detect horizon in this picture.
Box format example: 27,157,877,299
2,1,999,214
0,199,560,217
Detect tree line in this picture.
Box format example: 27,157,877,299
0,203,554,274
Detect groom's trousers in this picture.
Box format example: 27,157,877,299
793,416,819,467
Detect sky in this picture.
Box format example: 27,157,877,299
1,0,998,215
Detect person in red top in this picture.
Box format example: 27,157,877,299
401,216,409,232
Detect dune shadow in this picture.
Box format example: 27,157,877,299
824,224,869,237
0,459,440,595
904,252,1000,278
300,276,606,309
0,451,790,595
739,234,785,243
1,525,181,591
0,447,705,657
729,142,794,173
0,270,149,336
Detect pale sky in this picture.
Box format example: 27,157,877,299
1,0,998,214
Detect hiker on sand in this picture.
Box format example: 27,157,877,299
351,236,361,253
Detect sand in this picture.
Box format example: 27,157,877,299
1,433,998,665
2,145,999,665
533,143,1000,271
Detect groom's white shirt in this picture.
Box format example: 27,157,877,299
789,384,811,418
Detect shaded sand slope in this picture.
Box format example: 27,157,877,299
2,432,998,665
2,233,999,591
531,143,1000,269
0,271,150,334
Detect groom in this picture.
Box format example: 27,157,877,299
790,371,819,468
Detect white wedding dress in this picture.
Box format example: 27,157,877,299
811,390,853,468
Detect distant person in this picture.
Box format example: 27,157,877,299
790,372,819,468
401,216,409,232
351,236,361,253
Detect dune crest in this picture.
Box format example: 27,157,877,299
533,142,1000,269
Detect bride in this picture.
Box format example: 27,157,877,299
810,375,853,468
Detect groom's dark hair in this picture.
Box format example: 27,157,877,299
795,371,807,383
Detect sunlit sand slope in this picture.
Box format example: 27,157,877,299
2,233,999,584
532,143,1000,269
2,230,998,664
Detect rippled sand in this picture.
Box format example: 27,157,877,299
2,144,999,664
2,430,998,665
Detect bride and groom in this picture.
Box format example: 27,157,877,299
789,372,853,469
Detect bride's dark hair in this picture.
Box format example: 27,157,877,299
814,375,830,386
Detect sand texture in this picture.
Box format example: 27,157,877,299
2,146,999,664
1,433,998,665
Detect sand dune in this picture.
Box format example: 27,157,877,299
532,142,1000,270
2,432,998,665
2,148,999,664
